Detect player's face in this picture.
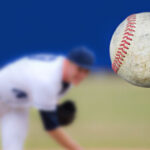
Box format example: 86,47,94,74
69,63,89,85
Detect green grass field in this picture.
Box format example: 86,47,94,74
25,74,150,150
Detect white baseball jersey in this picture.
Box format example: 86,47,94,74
0,54,71,111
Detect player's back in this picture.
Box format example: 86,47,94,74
0,54,64,109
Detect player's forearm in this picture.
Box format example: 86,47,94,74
48,127,83,150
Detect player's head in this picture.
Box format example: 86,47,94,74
63,47,95,85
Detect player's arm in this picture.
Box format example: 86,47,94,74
48,127,83,150
39,109,83,150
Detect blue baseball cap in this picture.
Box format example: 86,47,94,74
67,47,95,70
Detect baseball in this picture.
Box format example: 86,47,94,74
110,12,150,87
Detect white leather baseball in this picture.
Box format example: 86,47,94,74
110,12,150,87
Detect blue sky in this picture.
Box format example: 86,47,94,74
0,0,150,68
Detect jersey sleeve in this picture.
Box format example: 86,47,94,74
39,110,60,130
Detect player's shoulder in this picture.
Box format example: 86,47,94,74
0,53,66,75
6,53,65,68
27,53,58,61
23,53,65,81
22,53,65,64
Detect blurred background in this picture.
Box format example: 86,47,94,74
1,0,150,149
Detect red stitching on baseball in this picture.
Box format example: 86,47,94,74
128,19,136,21
112,14,136,73
125,28,135,32
116,51,125,57
117,51,125,56
118,48,128,55
124,32,134,36
123,36,132,41
120,44,129,49
126,24,136,28
121,40,130,45
128,22,136,24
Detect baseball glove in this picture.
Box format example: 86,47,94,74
57,100,76,126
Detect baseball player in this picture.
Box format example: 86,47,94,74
0,47,95,150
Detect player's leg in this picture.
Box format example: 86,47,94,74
1,108,29,150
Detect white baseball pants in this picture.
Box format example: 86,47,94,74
0,105,29,150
